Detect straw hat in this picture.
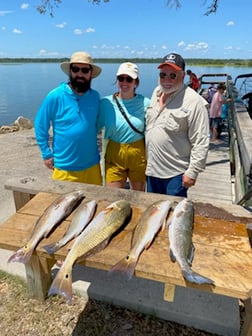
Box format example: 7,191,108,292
60,51,102,78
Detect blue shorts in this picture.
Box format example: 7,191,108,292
147,174,188,197
210,117,222,129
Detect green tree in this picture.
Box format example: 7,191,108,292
37,0,220,17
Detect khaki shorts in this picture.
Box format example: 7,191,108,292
105,139,146,183
52,164,102,185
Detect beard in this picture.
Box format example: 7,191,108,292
70,75,91,93
158,79,182,95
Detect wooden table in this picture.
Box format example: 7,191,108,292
1,178,252,335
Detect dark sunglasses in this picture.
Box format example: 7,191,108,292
159,72,177,80
117,75,134,83
71,66,91,74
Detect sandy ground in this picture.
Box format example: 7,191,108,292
0,129,50,223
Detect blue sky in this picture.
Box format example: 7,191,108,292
0,0,251,59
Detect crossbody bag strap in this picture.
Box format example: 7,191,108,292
114,95,144,135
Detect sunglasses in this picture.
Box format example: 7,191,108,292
159,72,177,80
117,75,134,83
71,66,91,74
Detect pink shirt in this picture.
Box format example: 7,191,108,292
209,91,223,118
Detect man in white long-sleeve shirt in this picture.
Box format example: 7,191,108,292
145,52,209,197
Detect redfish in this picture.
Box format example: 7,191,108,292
8,190,85,264
109,199,172,280
48,200,131,304
168,198,214,285
43,199,97,254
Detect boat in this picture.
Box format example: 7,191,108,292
234,73,252,119
198,73,252,208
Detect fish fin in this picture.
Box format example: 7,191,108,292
182,269,215,285
48,265,73,304
161,204,172,231
42,242,59,255
144,238,155,250
161,218,168,231
187,244,195,266
7,246,33,264
169,249,176,263
109,255,137,280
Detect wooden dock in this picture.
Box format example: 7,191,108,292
189,131,234,203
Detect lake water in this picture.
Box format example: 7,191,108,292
1,62,252,125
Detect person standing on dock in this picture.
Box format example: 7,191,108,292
207,83,217,104
145,52,209,197
186,69,200,92
34,51,103,185
98,62,150,191
209,83,231,145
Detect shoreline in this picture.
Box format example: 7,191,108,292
0,116,33,134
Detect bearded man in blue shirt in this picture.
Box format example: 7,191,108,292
35,51,102,185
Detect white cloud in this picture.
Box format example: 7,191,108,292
39,49,60,57
2,26,6,31
178,41,186,47
56,22,67,28
184,41,208,51
21,3,29,10
85,27,95,33
161,45,168,50
73,27,95,35
0,10,13,16
226,21,234,26
13,28,22,34
73,29,82,35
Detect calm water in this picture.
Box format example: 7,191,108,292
1,62,252,125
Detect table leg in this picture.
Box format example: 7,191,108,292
13,190,34,211
25,254,54,301
164,283,175,302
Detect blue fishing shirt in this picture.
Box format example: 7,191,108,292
97,94,150,143
35,82,100,171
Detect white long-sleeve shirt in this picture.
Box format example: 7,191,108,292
145,85,209,180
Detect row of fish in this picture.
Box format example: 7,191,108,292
110,198,214,286
8,191,214,305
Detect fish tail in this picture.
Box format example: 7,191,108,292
109,256,137,280
42,242,60,255
182,269,215,285
7,247,33,264
48,265,73,304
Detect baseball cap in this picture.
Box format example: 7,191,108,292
158,53,185,71
116,62,138,79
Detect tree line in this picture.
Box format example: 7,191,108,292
1,58,252,67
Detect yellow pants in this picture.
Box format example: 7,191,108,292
52,164,102,185
105,139,146,183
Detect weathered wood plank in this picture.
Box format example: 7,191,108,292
189,132,233,203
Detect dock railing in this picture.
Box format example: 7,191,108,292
198,73,252,207
227,79,252,207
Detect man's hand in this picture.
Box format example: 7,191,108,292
182,174,196,188
44,158,54,170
